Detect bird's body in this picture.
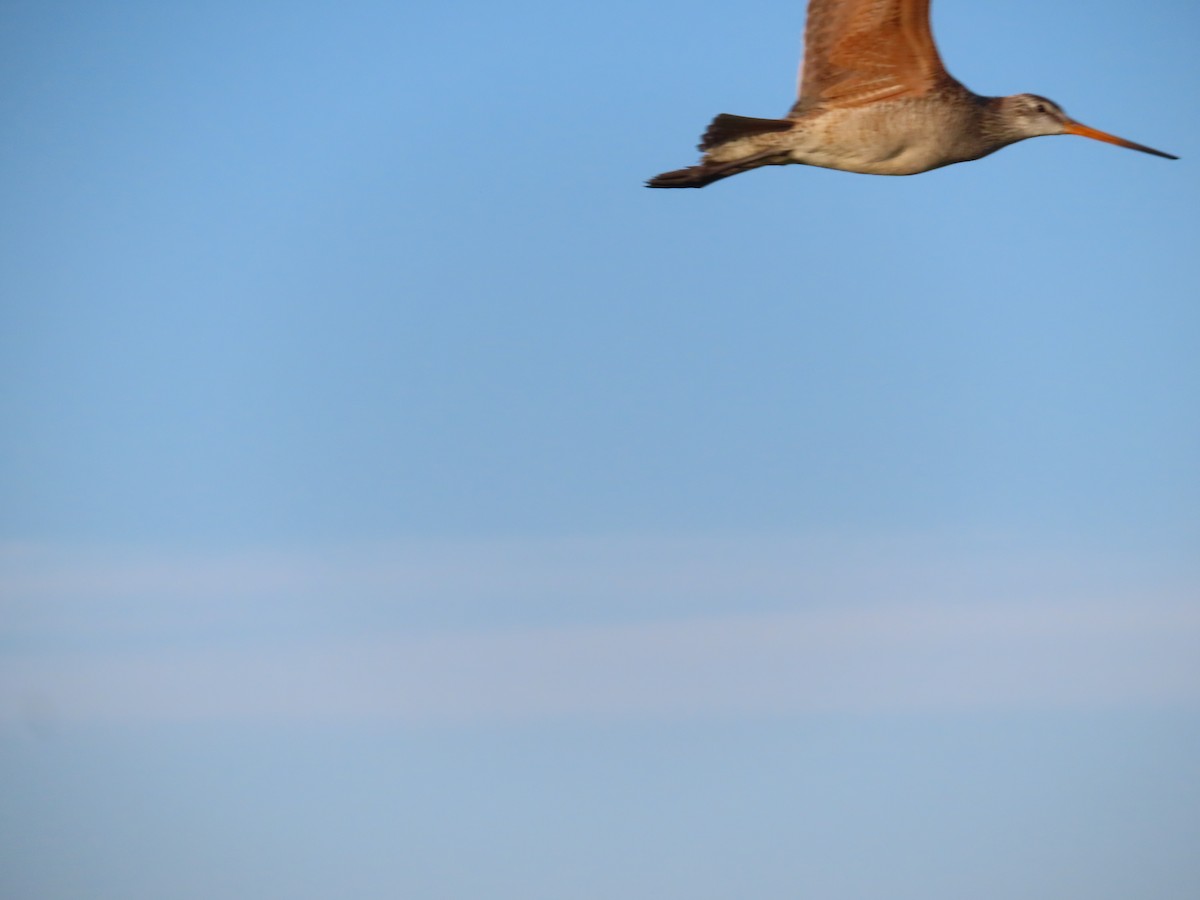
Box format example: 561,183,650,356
704,90,992,177
647,0,1176,188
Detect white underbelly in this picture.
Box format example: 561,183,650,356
789,141,956,175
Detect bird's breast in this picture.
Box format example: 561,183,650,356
785,97,994,176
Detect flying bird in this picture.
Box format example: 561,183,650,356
646,0,1176,188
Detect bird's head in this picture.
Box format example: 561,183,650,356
997,93,1177,159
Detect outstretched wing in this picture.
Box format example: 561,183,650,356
791,0,959,115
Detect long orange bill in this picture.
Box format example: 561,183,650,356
1064,121,1178,160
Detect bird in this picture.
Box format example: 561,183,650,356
646,0,1177,188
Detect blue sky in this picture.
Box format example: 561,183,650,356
2,1,1199,897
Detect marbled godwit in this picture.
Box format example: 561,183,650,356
647,0,1176,188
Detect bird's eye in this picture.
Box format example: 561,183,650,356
1035,103,1047,114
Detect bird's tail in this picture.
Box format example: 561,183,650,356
699,113,794,151
646,113,795,188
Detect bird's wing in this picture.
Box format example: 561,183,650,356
790,0,958,115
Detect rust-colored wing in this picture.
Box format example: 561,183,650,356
791,0,959,114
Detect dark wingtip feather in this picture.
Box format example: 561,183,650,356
645,166,712,188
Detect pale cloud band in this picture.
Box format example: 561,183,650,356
2,535,1198,725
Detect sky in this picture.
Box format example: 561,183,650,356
2,0,1198,897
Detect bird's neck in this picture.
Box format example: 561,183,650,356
977,95,1026,146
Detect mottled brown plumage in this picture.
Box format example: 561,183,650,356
793,0,951,112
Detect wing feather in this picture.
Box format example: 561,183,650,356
791,0,958,114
